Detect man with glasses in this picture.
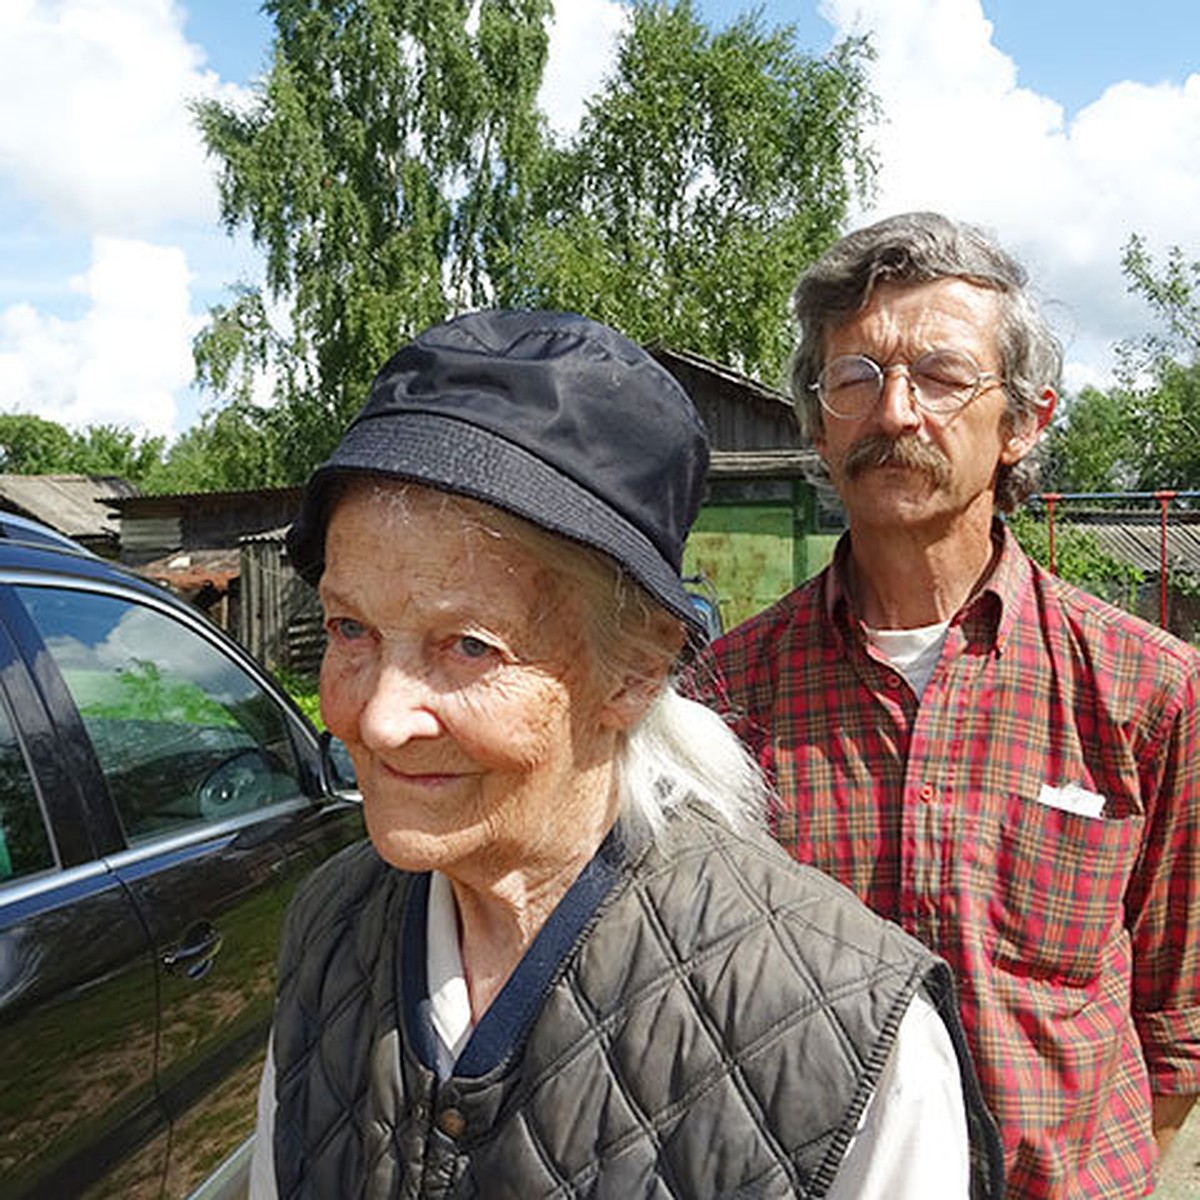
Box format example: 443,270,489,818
696,212,1199,1198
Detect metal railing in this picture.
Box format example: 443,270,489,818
1029,490,1200,636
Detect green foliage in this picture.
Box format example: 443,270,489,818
1121,233,1200,359
1047,235,1200,494
509,1,877,386
186,0,878,484
1044,385,1138,493
191,0,552,480
144,403,286,494
274,667,323,729
72,659,237,727
1007,508,1143,599
72,424,166,480
0,415,76,473
0,413,165,484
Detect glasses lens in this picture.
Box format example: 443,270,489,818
910,348,982,411
819,356,881,417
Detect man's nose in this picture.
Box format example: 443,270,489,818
875,363,923,434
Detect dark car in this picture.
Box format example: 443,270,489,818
0,515,363,1199
683,573,724,642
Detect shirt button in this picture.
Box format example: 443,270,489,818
919,782,936,803
885,672,903,689
437,1108,466,1138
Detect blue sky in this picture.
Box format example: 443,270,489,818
1,1,1198,441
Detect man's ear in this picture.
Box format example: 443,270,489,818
1001,387,1057,464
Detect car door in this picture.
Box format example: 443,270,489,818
0,606,169,1200
4,573,363,1197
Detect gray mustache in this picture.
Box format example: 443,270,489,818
842,434,951,487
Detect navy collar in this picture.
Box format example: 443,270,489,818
400,827,629,1080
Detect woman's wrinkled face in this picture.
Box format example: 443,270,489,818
317,482,622,880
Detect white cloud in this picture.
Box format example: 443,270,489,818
0,0,631,439
0,0,246,233
540,0,629,135
0,237,198,437
823,0,1200,385
0,0,253,436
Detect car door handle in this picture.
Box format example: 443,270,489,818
162,922,224,980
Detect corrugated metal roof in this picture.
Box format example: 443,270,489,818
0,474,138,539
135,548,242,592
1069,519,1200,576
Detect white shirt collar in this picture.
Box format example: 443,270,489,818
426,871,474,1059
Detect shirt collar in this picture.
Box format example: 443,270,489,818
824,519,1030,654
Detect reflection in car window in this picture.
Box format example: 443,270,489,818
15,586,304,842
0,697,52,881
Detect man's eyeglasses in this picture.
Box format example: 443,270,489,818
811,348,1004,420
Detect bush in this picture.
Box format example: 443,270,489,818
274,668,323,730
1007,508,1144,603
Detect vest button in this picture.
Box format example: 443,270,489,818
437,1107,466,1138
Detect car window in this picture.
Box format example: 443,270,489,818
0,695,53,882
14,585,305,842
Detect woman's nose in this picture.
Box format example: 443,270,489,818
356,664,441,748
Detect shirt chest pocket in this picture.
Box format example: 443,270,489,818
965,792,1143,986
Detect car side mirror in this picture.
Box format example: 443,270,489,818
196,748,277,820
320,730,359,794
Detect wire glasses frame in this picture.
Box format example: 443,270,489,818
811,347,1004,420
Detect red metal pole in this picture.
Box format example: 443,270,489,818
1156,491,1176,629
1043,494,1061,575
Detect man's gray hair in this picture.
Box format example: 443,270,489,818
791,211,1062,511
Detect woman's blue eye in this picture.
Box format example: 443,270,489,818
331,617,367,641
458,635,492,659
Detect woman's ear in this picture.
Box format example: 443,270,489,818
598,673,664,732
597,613,683,732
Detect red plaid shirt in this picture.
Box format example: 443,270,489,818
697,524,1200,1199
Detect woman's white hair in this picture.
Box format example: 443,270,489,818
616,687,767,838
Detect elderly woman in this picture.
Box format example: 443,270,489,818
249,310,1001,1198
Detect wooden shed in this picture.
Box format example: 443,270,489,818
0,473,138,556
109,487,305,634
239,528,324,677
650,346,841,631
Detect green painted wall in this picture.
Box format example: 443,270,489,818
683,495,839,632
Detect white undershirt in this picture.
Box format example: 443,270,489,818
866,620,952,698
250,872,971,1198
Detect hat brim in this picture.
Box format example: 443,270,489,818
287,411,707,639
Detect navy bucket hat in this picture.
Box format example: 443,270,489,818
286,310,711,637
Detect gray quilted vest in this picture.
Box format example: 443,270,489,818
271,806,1001,1198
